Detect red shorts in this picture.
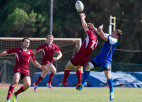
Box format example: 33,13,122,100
42,61,53,65
70,52,90,66
13,67,30,79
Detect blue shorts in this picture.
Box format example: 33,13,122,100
91,56,111,70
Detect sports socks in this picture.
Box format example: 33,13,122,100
82,70,90,84
48,72,54,83
6,84,15,100
76,69,81,84
35,75,43,85
14,86,25,96
63,69,70,84
107,78,113,93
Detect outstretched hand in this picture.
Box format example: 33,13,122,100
88,23,95,30
53,57,58,61
40,65,46,70
98,24,104,30
80,13,86,19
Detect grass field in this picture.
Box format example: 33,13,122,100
0,87,142,102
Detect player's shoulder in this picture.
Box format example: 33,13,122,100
52,43,59,47
86,29,93,34
41,43,47,46
27,49,34,54
104,33,110,37
13,47,21,51
39,43,47,48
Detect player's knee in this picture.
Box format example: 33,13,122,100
85,62,94,71
43,67,49,72
52,69,56,74
24,83,31,89
104,71,111,79
12,80,19,85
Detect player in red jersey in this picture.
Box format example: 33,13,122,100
0,38,45,102
59,13,98,88
34,35,62,91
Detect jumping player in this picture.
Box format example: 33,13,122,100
0,38,45,102
78,24,122,101
59,13,98,88
34,35,62,91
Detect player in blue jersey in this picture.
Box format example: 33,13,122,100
78,24,122,101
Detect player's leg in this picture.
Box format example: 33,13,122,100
74,66,82,88
34,67,49,92
78,60,97,90
59,60,74,86
45,63,56,88
47,72,54,88
14,76,31,102
104,70,114,101
5,72,20,101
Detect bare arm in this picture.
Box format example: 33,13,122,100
98,25,108,41
32,60,45,70
53,51,62,61
34,49,42,55
0,51,8,57
33,50,37,55
87,23,100,35
80,13,88,31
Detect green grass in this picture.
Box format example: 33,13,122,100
0,87,142,102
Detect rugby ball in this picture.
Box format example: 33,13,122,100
75,0,84,12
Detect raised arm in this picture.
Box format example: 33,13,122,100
0,51,8,57
98,25,108,41
80,13,88,31
87,23,100,35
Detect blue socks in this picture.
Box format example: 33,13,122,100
107,78,113,93
82,70,90,84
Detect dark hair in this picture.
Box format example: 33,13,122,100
22,38,30,42
116,29,122,37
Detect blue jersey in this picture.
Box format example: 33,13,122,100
92,33,118,69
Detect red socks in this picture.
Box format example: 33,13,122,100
48,72,54,83
63,69,70,84
14,86,25,96
35,75,43,85
7,84,15,100
76,69,81,84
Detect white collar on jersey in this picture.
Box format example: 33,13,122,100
46,43,53,47
21,47,28,51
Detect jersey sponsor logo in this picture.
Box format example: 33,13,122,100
19,50,21,52
28,52,30,54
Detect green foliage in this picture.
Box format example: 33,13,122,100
1,8,47,37
0,0,142,64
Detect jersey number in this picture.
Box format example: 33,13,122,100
90,41,97,50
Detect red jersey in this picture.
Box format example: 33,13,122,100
7,47,36,75
71,29,98,66
79,29,98,56
36,43,60,65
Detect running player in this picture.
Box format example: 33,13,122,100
59,13,98,88
1,38,45,102
78,24,122,101
34,35,62,91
